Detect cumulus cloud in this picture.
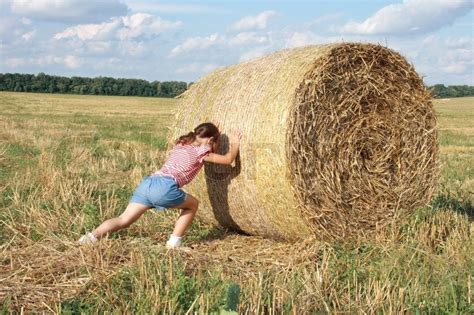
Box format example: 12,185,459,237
21,30,35,41
54,13,181,41
10,0,128,23
118,41,146,56
445,37,472,49
284,31,320,48
116,13,181,40
169,33,224,57
230,10,277,31
169,31,273,58
54,20,121,41
282,29,356,49
393,34,473,83
0,16,35,43
338,0,473,36
83,41,113,55
439,44,473,74
126,2,225,14
175,63,220,74
37,55,84,69
228,32,268,46
239,49,267,62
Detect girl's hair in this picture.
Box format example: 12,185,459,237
176,122,220,146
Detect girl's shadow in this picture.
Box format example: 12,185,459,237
203,134,247,234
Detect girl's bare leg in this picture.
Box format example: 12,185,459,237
171,194,199,237
91,202,151,239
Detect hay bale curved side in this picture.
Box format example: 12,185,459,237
167,42,439,241
168,45,334,240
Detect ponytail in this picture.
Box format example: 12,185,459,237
175,122,219,146
176,131,196,145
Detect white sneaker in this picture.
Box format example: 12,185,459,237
78,232,98,245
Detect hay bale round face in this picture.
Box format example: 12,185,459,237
169,42,439,241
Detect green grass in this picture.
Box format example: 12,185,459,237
0,92,472,313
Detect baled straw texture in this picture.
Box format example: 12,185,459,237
168,42,438,241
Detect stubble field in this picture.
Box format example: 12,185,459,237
0,92,472,313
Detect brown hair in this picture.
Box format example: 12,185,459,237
176,122,220,146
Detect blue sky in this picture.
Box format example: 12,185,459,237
0,0,472,85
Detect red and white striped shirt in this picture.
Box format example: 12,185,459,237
151,143,212,188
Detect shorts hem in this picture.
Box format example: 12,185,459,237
166,192,187,208
129,195,153,207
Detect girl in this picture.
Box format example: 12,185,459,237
78,122,242,249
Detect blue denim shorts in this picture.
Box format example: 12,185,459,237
129,175,187,210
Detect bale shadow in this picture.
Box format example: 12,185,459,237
192,225,249,243
431,191,474,221
203,134,248,234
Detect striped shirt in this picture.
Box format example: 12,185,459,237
151,142,212,188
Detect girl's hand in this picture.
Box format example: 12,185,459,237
230,128,243,142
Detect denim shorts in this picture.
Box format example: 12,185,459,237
129,175,187,210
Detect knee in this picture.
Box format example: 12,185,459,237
190,198,199,211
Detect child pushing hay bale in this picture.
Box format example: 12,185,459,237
168,42,439,241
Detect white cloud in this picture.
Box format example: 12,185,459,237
84,41,113,54
438,44,473,75
445,37,472,49
284,31,319,48
169,33,224,57
239,49,266,62
175,63,220,74
63,55,82,68
442,63,467,74
54,13,181,41
36,54,83,69
338,0,473,35
169,31,272,58
54,20,121,41
394,34,473,84
282,29,351,49
230,10,277,31
228,32,268,46
126,2,225,14
1,1,471,86
118,41,146,56
117,13,181,40
21,30,36,41
0,16,35,43
10,0,128,23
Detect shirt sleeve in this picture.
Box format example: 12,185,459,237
196,144,212,163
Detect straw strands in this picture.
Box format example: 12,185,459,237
169,42,439,240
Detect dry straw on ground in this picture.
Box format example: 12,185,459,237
169,42,439,241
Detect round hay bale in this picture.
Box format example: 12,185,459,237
167,42,439,241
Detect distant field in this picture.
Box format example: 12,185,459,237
435,97,474,195
0,92,472,313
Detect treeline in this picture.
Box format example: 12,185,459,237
0,73,190,98
1,72,472,99
428,84,474,98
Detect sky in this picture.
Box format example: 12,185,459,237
0,0,472,85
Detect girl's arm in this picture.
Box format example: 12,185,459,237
204,129,242,165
